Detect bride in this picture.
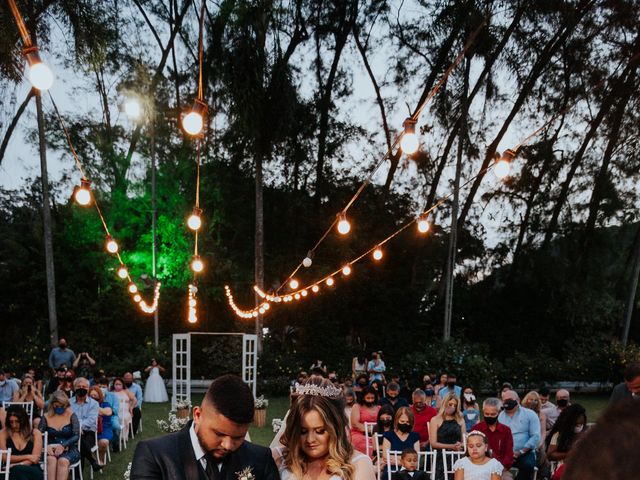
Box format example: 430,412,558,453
143,358,168,402
272,377,375,480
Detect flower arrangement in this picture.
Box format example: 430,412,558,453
271,418,283,433
157,412,190,432
175,399,192,410
123,463,131,479
254,395,269,410
235,467,255,480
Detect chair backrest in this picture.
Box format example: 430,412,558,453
441,450,465,478
2,401,34,424
40,432,48,480
0,449,11,480
386,450,403,480
364,422,376,457
418,450,437,480
373,433,383,480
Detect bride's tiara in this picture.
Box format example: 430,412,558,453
295,382,343,398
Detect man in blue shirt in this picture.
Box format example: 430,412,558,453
498,390,541,480
48,338,76,370
438,372,462,400
0,369,19,402
71,377,102,471
367,351,386,382
124,372,143,435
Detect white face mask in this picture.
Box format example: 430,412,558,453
574,425,584,434
0,380,5,386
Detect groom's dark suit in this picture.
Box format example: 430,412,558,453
131,423,278,480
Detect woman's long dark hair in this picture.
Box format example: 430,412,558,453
358,386,379,405
546,403,587,452
376,404,395,432
6,405,32,439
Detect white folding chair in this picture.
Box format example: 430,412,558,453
441,450,465,478
89,427,101,479
373,433,383,480
70,422,83,480
364,422,376,457
418,450,437,480
0,449,11,480
2,401,34,425
118,398,132,450
40,432,48,480
385,450,403,480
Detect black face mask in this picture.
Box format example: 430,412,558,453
59,343,67,349
387,394,398,400
424,389,435,397
380,419,392,427
503,399,518,411
447,381,456,388
75,388,88,397
364,401,375,407
359,382,368,388
124,382,133,388
557,399,569,408
484,415,498,425
398,424,413,434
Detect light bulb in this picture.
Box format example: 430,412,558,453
128,283,138,294
301,290,308,297
493,159,511,179
294,293,301,300
373,248,383,261
259,307,265,314
105,236,118,254
326,277,335,286
342,265,352,276
417,215,430,233
252,311,258,317
28,62,54,91
74,179,92,206
400,118,419,154
289,279,299,290
302,256,313,268
263,303,270,310
191,255,204,273
117,266,128,279
337,213,351,235
311,285,320,293
133,293,142,303
182,99,208,136
189,298,196,307
124,99,142,120
187,208,203,231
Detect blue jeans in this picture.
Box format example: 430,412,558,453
514,450,536,480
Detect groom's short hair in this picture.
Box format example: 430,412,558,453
204,374,254,424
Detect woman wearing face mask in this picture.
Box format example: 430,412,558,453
272,377,376,480
461,387,480,432
354,374,370,403
111,377,136,438
13,374,45,429
422,381,438,409
57,371,75,398
89,386,113,465
434,374,448,398
522,391,547,448
371,405,395,468
344,388,356,427
39,390,80,480
382,407,420,469
351,386,380,455
430,392,466,480
0,405,44,480
545,404,587,478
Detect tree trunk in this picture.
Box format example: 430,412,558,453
0,89,34,166
254,149,264,353
622,224,640,347
36,92,58,347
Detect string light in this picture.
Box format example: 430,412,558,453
74,178,92,206
138,282,161,314
105,235,118,254
342,265,352,276
494,149,515,179
326,277,335,286
187,207,203,231
373,247,383,261
124,98,142,120
417,214,430,233
188,284,198,323
128,283,138,294
289,279,299,290
400,118,419,154
133,293,142,303
117,266,128,279
312,285,320,293
337,213,351,235
303,251,314,268
191,255,204,273
301,290,308,297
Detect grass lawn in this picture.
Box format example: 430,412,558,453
96,393,608,480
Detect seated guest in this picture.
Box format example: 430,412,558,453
474,398,514,480
354,374,370,402
392,448,428,480
453,430,503,480
40,391,81,480
423,380,438,408
0,405,44,480
438,373,462,401
382,407,420,470
124,372,143,435
95,377,121,451
57,371,75,398
70,377,102,472
344,388,356,426
351,386,381,455
545,404,587,472
0,369,19,403
44,367,67,397
12,374,45,429
430,392,466,480
461,386,480,432
111,377,136,440
72,352,96,383
410,389,437,450
380,382,410,412
25,367,43,394
538,387,555,419
522,390,547,470
372,405,395,466
89,386,113,466
498,390,540,480
434,373,448,398
545,389,570,430
609,361,640,405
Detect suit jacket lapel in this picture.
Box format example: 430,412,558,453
178,422,208,480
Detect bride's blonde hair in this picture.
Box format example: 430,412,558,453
280,378,354,480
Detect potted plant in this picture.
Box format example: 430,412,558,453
253,395,268,427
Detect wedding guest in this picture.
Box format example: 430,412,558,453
381,407,420,470
0,369,19,403
474,398,514,480
453,431,503,480
430,392,466,480
89,386,113,466
434,374,448,398
546,404,587,466
44,367,67,397
461,387,480,432
72,352,96,382
48,339,76,371
410,389,437,450
609,361,640,405
545,390,570,430
499,390,540,480
353,354,368,379
40,391,81,480
70,377,102,472
12,374,45,428
351,387,380,455
0,405,44,480
112,377,136,438
392,448,428,480
367,352,386,383
124,372,143,434
380,383,410,413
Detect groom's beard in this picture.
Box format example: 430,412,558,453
197,430,233,459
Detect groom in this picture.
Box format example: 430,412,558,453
131,375,278,480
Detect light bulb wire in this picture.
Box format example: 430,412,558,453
197,0,205,102
7,0,33,48
193,140,201,257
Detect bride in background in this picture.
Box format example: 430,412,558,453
272,377,376,480
144,358,168,403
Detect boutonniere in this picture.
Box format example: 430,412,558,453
236,467,255,480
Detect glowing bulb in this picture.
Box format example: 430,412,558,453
105,236,118,254
117,266,128,279
294,293,301,300
301,290,308,297
259,308,265,314
289,279,299,290
326,277,335,286
124,99,142,119
337,213,351,235
263,303,270,310
28,62,54,91
128,283,138,294
417,215,430,233
342,265,352,276
373,248,383,261
74,179,92,206
189,298,196,307
133,294,142,303
302,256,313,268
252,311,258,317
191,255,204,273
182,100,208,136
494,159,511,179
400,118,419,154
187,208,203,231
312,285,320,293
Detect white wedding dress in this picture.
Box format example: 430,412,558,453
144,367,169,402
